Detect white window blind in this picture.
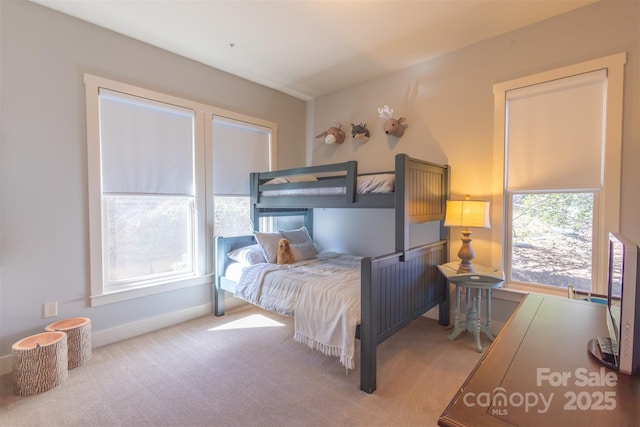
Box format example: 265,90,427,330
212,116,271,195
99,89,195,195
506,69,606,190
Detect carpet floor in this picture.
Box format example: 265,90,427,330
0,303,484,426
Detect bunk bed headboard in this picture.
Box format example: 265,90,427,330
250,206,314,237
394,154,450,253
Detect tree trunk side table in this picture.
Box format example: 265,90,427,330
45,317,91,369
12,331,68,396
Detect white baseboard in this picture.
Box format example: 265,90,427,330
0,302,215,377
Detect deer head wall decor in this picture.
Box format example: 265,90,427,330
377,105,406,137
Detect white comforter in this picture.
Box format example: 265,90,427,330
234,252,362,369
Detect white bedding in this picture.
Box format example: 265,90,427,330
224,261,246,283
262,173,394,197
233,252,362,369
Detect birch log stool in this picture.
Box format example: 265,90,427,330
45,317,91,369
12,331,68,396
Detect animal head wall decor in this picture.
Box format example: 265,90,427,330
350,123,370,143
315,121,346,144
377,105,406,137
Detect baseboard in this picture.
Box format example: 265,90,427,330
0,302,214,377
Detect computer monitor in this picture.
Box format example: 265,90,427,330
589,233,640,375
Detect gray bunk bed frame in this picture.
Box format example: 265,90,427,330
214,153,450,393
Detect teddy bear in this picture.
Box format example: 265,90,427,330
276,238,295,265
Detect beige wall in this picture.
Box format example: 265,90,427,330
0,0,305,362
309,0,639,267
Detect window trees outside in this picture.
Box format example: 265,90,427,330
494,53,626,295
510,192,593,291
212,117,273,237
213,196,252,237
105,195,194,284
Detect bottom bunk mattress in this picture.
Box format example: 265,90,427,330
229,252,362,370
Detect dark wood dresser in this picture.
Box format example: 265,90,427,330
439,294,640,427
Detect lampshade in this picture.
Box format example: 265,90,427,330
444,199,491,229
444,196,490,273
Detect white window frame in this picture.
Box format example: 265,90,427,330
85,74,277,306
492,53,626,296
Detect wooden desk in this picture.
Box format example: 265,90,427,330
439,294,640,427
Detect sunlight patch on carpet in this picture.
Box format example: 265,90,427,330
208,314,285,331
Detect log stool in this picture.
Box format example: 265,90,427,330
12,331,68,396
45,317,91,369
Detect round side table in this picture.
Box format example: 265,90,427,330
437,262,505,352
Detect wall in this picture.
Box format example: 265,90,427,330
310,0,639,324
0,0,306,371
310,0,639,268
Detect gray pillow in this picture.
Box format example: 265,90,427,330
254,232,283,263
280,226,313,245
289,241,317,262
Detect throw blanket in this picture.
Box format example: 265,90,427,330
234,253,361,369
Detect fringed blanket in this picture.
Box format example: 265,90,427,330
234,252,361,369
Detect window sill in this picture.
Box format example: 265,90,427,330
492,286,528,303
90,274,213,307
493,282,573,304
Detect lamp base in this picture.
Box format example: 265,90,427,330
457,260,474,274
456,230,475,273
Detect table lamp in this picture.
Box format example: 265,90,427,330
444,195,491,273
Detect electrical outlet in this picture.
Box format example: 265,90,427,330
43,302,58,318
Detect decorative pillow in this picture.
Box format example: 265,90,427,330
287,174,317,183
289,241,317,262
254,232,284,263
279,226,313,245
264,176,289,185
227,244,265,265
264,175,317,185
357,173,395,193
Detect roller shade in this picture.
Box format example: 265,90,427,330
212,116,271,195
99,89,195,195
506,69,606,190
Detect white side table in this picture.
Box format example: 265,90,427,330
437,262,505,352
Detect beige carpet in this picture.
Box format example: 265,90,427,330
0,303,483,427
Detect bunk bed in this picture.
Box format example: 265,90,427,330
214,153,450,393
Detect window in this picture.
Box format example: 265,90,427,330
98,89,196,291
104,195,194,284
510,191,594,291
212,117,273,237
85,74,277,305
493,53,626,295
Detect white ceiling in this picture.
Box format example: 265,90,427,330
32,0,597,100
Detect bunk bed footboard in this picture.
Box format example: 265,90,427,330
360,240,449,393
